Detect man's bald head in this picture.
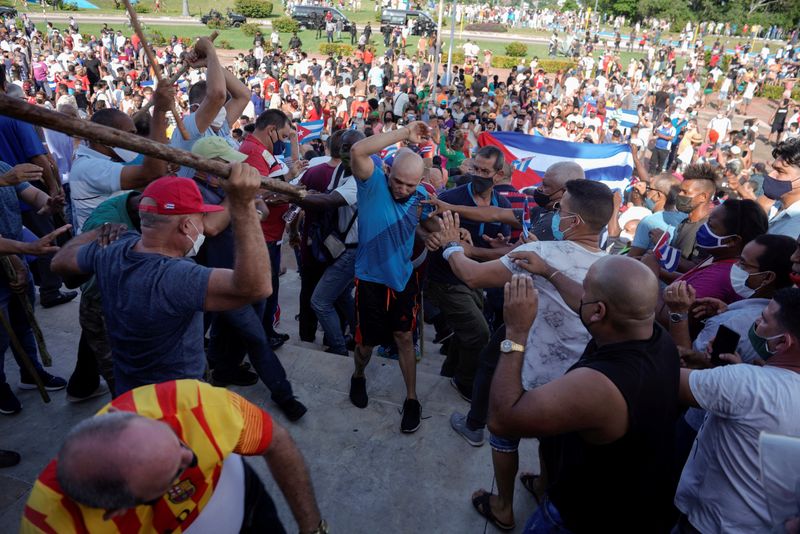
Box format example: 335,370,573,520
389,148,424,202
57,412,191,511
90,108,136,133
585,256,658,326
544,161,585,189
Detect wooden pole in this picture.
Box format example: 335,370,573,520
0,95,306,199
0,257,53,367
122,0,191,141
139,30,220,116
0,308,49,403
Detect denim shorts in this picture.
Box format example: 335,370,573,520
489,432,520,453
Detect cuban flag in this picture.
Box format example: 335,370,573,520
521,196,531,239
478,132,634,191
380,143,398,161
654,230,681,272
606,106,640,132
297,120,324,145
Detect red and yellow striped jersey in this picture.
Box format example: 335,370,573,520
21,380,273,534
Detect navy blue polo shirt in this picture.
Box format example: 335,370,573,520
195,180,234,269
428,183,511,286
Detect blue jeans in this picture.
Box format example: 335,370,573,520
310,248,356,354
0,275,44,385
523,497,573,533
208,300,293,403
263,242,281,336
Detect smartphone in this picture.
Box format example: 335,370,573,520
710,325,740,366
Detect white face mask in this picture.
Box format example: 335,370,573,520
112,147,139,163
730,264,766,299
185,220,205,258
210,106,227,129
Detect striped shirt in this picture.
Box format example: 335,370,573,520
22,380,273,534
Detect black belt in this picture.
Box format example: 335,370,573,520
345,244,358,249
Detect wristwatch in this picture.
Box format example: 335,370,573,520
669,311,688,323
500,339,525,353
443,241,461,250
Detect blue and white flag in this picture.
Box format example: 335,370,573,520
606,106,640,132
654,230,681,272
478,131,633,191
297,120,324,144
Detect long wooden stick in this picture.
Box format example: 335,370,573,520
139,31,220,116
0,258,53,367
123,0,190,141
0,95,306,199
0,308,50,403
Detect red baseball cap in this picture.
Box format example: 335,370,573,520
139,176,225,215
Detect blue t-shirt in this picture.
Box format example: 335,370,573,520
428,183,511,286
170,112,234,178
0,117,46,166
355,165,430,291
0,161,29,241
77,232,211,394
632,210,689,250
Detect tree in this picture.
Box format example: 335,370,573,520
610,0,638,17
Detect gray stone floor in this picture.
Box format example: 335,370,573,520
0,270,539,533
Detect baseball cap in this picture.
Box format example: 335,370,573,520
140,176,225,215
191,136,247,163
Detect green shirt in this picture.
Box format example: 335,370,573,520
80,192,137,298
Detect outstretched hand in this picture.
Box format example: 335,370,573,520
504,274,538,338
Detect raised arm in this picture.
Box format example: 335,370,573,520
349,120,430,180
204,163,271,310
223,66,251,127
119,83,172,190
187,37,226,133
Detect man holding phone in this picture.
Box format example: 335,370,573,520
675,288,800,533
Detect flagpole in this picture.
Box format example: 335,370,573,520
430,0,445,99
445,1,456,87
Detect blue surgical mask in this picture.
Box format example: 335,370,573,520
551,212,565,241
695,222,736,249
644,197,656,210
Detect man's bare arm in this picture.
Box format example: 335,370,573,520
264,423,322,533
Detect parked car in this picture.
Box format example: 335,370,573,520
380,9,436,36
0,6,18,18
290,4,353,32
200,9,247,28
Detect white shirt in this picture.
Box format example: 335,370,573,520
767,199,800,238
500,241,605,389
69,144,124,232
331,171,358,244
708,116,731,141
675,365,800,533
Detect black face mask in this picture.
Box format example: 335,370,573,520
470,174,494,195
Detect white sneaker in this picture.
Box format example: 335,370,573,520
66,383,110,403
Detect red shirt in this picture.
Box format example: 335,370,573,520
239,134,290,242
262,76,278,97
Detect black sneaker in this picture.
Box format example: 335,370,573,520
40,290,78,309
349,376,368,408
268,335,288,350
211,367,259,387
278,398,307,422
19,370,67,391
400,398,421,433
0,449,21,468
0,383,21,415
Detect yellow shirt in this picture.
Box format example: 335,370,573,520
21,380,273,534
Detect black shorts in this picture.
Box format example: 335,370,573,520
355,272,420,348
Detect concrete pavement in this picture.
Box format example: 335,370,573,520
0,266,539,533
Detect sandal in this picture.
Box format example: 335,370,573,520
519,473,543,505
471,490,515,531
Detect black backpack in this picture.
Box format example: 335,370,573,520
309,165,358,264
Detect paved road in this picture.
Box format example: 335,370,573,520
26,11,554,44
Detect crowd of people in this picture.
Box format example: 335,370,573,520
1,5,800,533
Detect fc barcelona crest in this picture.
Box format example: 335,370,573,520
167,480,196,504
